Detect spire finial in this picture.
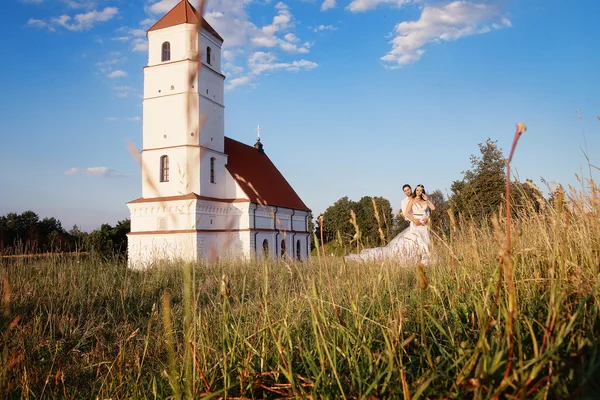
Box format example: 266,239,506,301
255,124,262,141
254,124,265,154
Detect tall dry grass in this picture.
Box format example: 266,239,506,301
1,178,600,398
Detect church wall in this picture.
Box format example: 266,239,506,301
291,210,309,232
141,147,201,198
195,203,241,230
199,31,222,73
142,93,200,149
274,208,293,231
127,231,198,269
148,24,197,65
255,231,277,260
198,147,227,198
198,93,224,152
129,200,198,233
198,231,247,261
225,171,249,199
255,206,276,230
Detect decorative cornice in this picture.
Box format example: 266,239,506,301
128,194,249,204
128,228,310,235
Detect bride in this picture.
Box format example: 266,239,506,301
345,184,435,264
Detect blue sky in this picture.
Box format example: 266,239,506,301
1,0,598,232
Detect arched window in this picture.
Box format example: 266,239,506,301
160,155,169,182
280,239,286,259
206,46,212,65
161,42,171,62
210,157,216,183
296,239,301,261
262,239,269,258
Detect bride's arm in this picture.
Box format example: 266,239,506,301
423,195,436,211
427,199,436,211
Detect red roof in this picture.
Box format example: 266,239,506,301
147,0,223,42
224,137,310,211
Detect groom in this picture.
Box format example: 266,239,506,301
400,183,425,227
400,184,412,221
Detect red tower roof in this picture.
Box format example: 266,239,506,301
147,0,223,41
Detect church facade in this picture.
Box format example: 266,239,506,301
126,0,311,268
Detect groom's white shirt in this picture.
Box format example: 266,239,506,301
401,196,411,221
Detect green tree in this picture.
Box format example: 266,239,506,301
85,219,130,260
449,138,546,225
320,196,356,245
428,189,450,236
449,138,506,222
354,196,393,247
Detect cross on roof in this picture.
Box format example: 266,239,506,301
255,124,262,140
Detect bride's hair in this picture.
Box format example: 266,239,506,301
413,184,426,199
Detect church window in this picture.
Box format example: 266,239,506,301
262,239,269,257
210,157,216,183
296,240,301,261
206,46,212,65
162,42,171,62
280,239,286,259
160,155,169,182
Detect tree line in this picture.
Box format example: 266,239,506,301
0,211,129,259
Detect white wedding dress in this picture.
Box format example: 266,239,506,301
345,202,431,264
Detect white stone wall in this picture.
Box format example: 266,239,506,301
198,93,224,152
199,30,222,73
127,232,198,269
142,74,201,149
141,147,201,198
225,170,249,199
148,24,198,65
198,148,227,198
129,199,198,232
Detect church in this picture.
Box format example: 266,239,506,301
126,0,311,268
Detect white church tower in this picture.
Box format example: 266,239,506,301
127,0,311,268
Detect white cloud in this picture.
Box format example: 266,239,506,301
31,7,118,31
147,0,179,14
284,33,299,43
248,51,317,75
64,0,97,9
132,39,149,52
64,167,80,175
348,0,415,13
321,0,336,11
203,1,317,89
226,75,253,91
114,26,148,52
109,85,135,98
65,166,128,177
140,18,156,27
381,1,512,67
26,18,51,30
313,24,337,32
107,70,127,78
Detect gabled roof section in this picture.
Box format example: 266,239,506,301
224,137,310,212
147,0,223,42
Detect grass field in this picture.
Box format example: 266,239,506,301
2,183,600,399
